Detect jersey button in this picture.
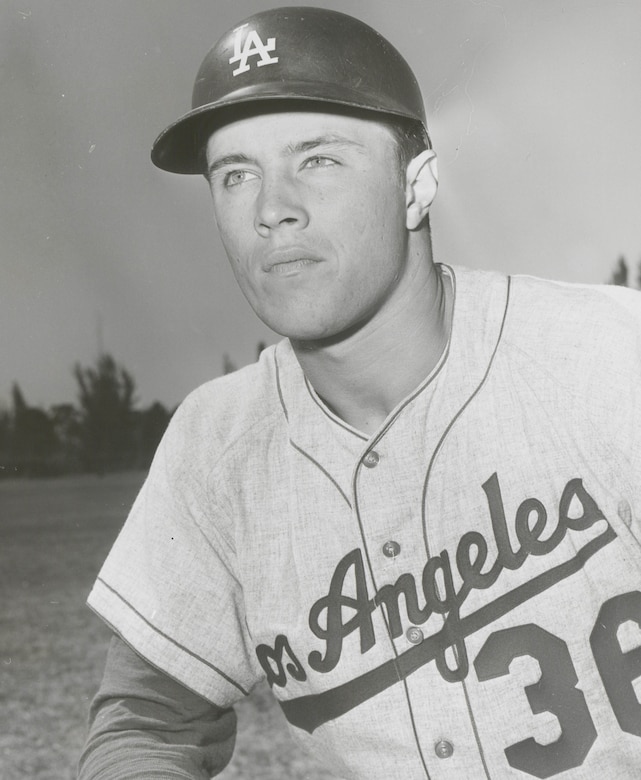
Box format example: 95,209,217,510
362,450,380,468
382,540,401,558
434,740,454,759
406,626,424,644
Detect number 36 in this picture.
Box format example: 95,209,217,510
474,591,641,778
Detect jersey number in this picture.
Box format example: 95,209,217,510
474,591,641,778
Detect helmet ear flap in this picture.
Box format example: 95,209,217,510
151,6,429,174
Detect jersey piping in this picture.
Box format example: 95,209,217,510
94,577,250,696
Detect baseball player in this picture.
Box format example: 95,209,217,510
79,6,641,779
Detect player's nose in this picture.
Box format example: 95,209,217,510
254,172,309,236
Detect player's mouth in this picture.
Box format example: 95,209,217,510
263,249,324,276
268,257,322,275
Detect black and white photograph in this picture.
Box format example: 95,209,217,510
1,2,640,778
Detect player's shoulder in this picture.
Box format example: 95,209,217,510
162,341,287,461
485,270,640,407
448,264,640,388
506,272,641,351
447,263,640,348
510,272,641,319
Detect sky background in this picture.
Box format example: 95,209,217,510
2,0,640,410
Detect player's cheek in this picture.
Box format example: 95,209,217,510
216,212,252,266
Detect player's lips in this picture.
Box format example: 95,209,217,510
262,248,325,275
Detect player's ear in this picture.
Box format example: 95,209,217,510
405,150,438,230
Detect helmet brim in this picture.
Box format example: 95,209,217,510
151,83,426,175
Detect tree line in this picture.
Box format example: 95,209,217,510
0,342,266,479
0,250,637,480
0,354,173,478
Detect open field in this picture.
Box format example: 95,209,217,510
0,473,333,779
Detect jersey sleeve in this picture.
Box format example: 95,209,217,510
87,391,264,706
78,635,237,779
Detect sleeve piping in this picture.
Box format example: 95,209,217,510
94,577,250,697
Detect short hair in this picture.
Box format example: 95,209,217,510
380,116,431,180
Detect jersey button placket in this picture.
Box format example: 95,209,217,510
434,739,454,759
406,626,424,644
362,450,380,468
382,540,401,558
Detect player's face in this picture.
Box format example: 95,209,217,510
205,109,410,341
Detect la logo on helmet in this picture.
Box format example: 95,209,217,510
229,25,279,76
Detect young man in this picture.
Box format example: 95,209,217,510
79,7,641,779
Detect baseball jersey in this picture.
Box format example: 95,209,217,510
88,264,641,779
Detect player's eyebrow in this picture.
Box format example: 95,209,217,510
286,134,367,154
207,153,253,177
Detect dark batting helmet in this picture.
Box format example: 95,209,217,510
151,6,428,174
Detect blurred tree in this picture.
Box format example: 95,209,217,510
9,383,58,475
50,403,82,471
74,354,137,473
609,255,629,286
607,255,641,289
12,383,27,416
223,353,237,375
224,342,268,375
134,401,172,468
0,405,13,477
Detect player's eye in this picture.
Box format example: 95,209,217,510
223,169,257,187
302,155,337,170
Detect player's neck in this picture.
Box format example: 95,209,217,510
291,259,452,436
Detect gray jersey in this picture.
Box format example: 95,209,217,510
89,265,641,779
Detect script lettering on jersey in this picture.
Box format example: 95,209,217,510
229,25,279,76
255,473,617,731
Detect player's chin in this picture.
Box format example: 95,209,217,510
255,306,344,342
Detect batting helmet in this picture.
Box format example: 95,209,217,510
151,6,428,174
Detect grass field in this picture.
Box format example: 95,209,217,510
0,473,334,779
